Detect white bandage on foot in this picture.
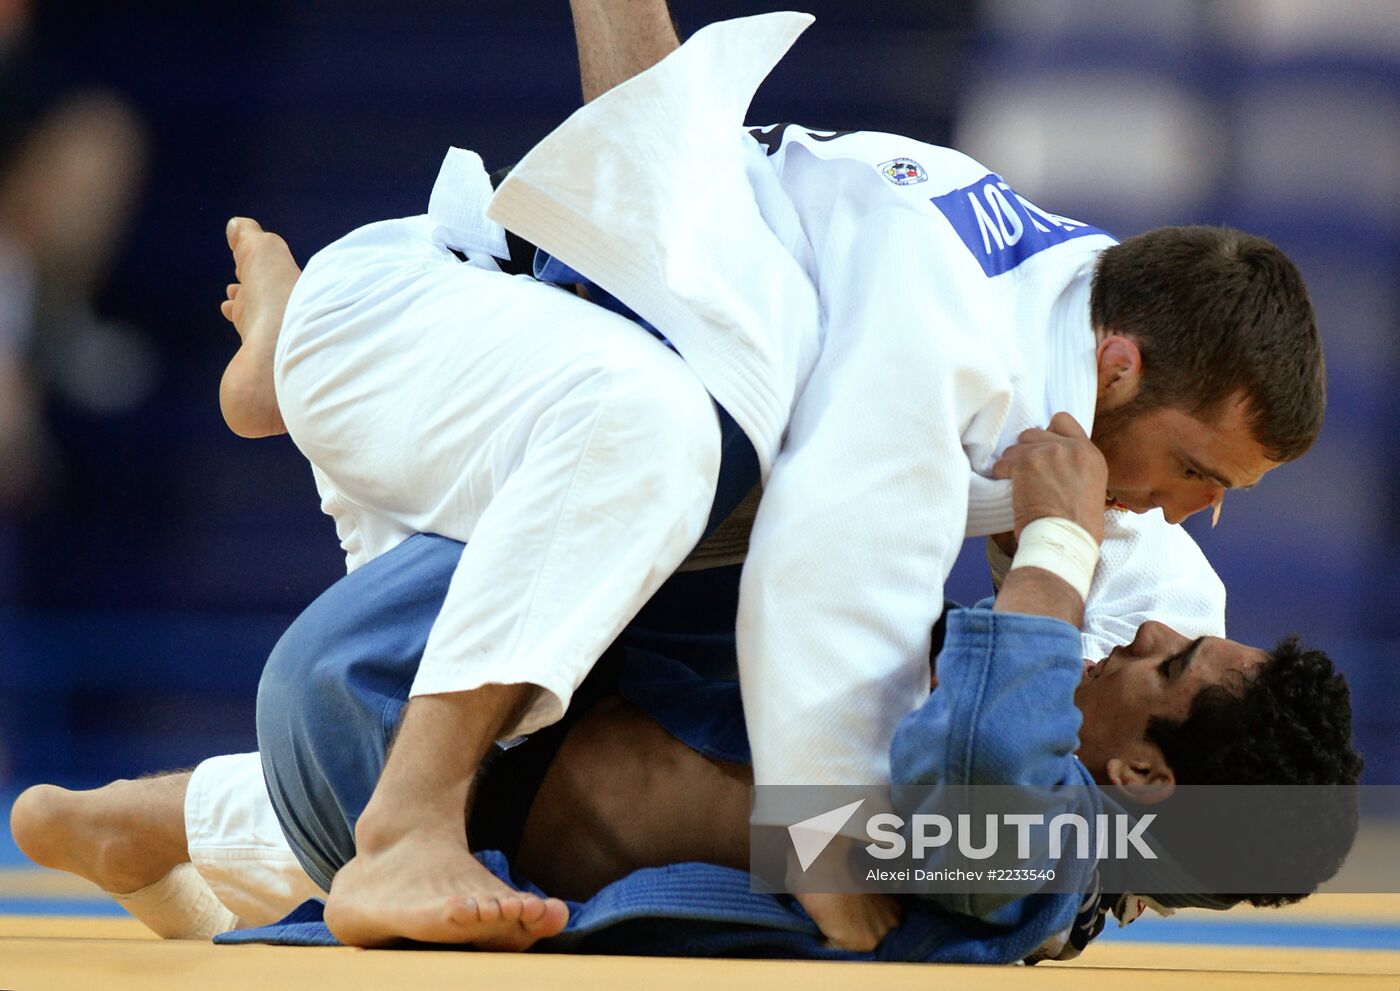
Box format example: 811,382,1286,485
1008,517,1101,601
109,862,239,940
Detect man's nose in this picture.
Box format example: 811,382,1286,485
1161,485,1222,525
1128,621,1163,654
1132,620,1182,655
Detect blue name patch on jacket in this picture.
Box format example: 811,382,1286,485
931,175,1111,277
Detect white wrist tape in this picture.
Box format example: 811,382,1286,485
1009,517,1100,601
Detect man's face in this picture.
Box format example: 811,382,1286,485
1091,394,1279,525
1073,621,1268,785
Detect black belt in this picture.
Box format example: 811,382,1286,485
469,163,540,277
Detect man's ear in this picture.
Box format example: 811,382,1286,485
1095,333,1143,410
1105,752,1176,806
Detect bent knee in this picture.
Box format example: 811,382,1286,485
256,617,348,754
257,636,363,743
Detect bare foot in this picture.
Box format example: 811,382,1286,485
219,216,298,439
10,774,191,894
324,825,569,950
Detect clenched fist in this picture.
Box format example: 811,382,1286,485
991,412,1108,544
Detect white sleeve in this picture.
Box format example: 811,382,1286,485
737,204,1012,809
1081,510,1227,661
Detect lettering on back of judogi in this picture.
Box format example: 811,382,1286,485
931,174,1112,277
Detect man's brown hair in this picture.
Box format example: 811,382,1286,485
1090,226,1325,462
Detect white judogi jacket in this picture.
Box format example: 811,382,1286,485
488,13,1225,803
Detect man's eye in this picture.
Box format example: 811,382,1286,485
1183,466,1202,480
1158,656,1174,681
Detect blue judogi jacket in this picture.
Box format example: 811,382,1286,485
218,607,1101,962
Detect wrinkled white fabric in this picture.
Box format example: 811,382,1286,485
488,12,1225,804
186,752,321,927
277,207,720,732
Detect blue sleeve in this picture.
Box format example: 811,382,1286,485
888,608,1099,921
890,607,1086,788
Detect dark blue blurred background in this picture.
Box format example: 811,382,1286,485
0,0,1395,787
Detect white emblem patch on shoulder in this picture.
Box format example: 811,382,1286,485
879,158,927,186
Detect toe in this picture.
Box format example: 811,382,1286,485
226,283,240,300
524,898,569,938
518,897,546,925
475,897,502,925
496,896,524,924
446,896,480,929
227,220,269,274
226,216,264,250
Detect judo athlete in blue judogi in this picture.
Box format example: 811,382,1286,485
229,434,1359,962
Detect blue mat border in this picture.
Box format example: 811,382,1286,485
0,898,130,917
1105,918,1400,950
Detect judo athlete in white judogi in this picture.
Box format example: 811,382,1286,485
132,7,1323,951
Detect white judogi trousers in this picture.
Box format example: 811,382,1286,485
185,753,320,926
276,212,722,734
184,161,726,929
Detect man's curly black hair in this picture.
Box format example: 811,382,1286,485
1144,637,1363,908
